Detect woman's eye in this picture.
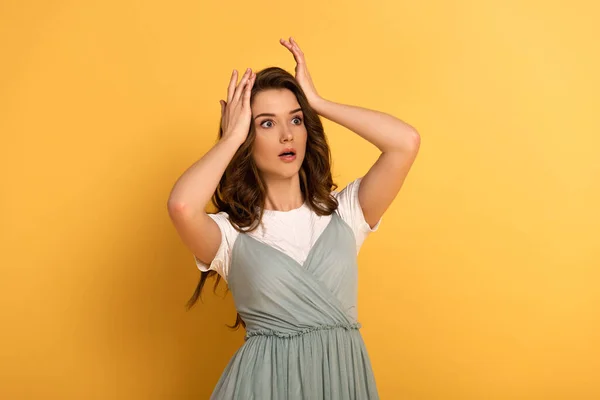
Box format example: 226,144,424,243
260,117,302,129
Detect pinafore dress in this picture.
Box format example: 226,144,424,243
210,211,379,399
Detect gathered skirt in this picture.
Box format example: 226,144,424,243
210,324,379,399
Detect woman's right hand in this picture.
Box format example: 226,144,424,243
219,68,256,144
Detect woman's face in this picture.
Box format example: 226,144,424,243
250,88,307,180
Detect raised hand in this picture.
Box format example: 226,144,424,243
220,68,256,144
279,37,322,109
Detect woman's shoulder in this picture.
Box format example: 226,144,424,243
206,210,232,225
331,177,363,203
208,209,230,218
206,211,241,239
330,176,380,235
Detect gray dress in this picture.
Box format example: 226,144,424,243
210,211,379,399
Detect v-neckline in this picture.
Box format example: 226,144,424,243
242,212,338,269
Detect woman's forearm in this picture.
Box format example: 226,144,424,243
312,98,419,152
167,136,243,215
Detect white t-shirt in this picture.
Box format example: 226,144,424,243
194,177,381,283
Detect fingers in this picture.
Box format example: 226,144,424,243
227,70,237,103
289,37,302,53
279,38,294,54
232,68,252,105
243,72,255,108
224,67,254,122
219,100,226,131
290,37,305,63
280,37,305,64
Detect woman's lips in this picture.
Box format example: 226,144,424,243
279,154,296,162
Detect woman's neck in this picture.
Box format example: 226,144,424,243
262,174,304,211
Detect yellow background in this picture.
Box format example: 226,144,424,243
2,0,599,398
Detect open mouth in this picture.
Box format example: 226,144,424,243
278,149,297,162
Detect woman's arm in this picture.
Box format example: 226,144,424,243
280,37,421,228
313,99,420,229
167,136,244,265
167,136,243,214
167,68,255,265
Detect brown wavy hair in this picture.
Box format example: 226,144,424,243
186,67,339,330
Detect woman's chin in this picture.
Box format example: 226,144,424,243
261,168,301,180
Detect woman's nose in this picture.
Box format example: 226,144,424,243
280,126,294,142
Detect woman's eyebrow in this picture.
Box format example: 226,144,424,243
254,108,302,120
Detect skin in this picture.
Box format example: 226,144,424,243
279,37,421,229
167,36,420,266
251,88,308,212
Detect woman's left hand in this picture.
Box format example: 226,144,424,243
280,37,323,109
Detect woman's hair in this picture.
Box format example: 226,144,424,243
186,67,338,329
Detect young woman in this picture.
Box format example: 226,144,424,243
167,37,420,399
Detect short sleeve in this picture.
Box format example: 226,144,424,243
193,212,238,283
333,177,381,254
